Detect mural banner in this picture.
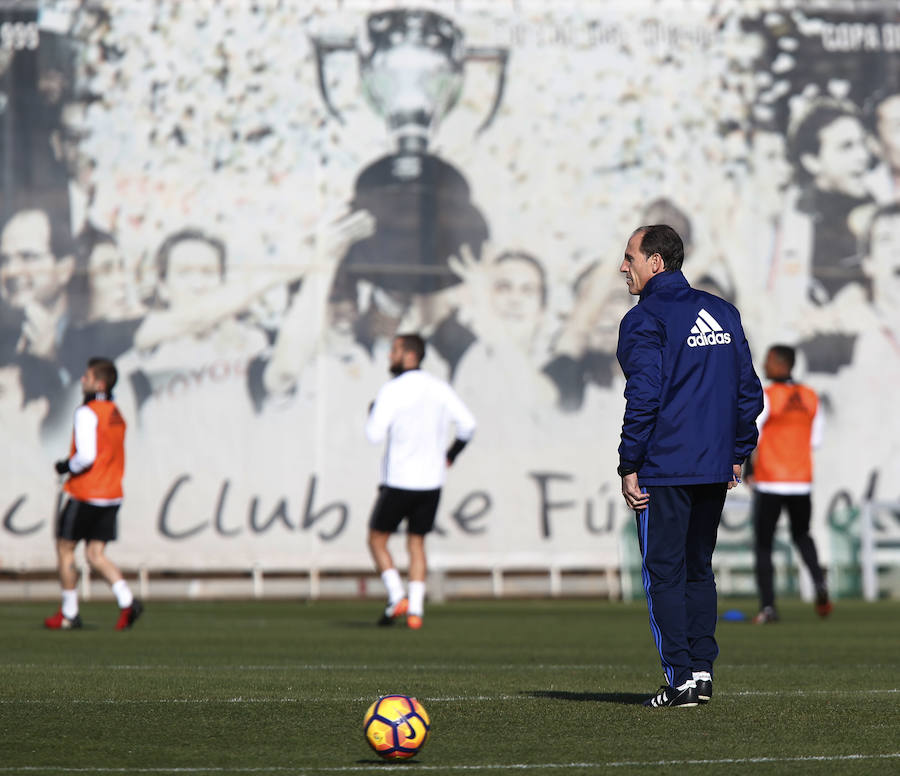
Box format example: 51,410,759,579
1,1,898,580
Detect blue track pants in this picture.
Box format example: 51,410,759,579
635,483,727,688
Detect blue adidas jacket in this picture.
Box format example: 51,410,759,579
616,270,763,485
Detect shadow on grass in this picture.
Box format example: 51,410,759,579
355,758,417,765
41,624,101,632
335,620,384,629
526,689,647,705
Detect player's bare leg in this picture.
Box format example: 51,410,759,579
44,539,82,629
85,540,123,586
368,529,393,573
369,529,407,625
57,538,78,590
85,540,142,630
406,533,426,629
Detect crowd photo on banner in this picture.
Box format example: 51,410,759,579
1,0,898,583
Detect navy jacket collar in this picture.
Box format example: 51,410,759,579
640,269,689,301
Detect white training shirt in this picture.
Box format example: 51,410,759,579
69,404,100,475
365,369,476,490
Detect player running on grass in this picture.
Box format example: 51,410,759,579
44,357,143,631
365,334,476,629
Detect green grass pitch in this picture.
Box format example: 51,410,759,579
0,598,897,775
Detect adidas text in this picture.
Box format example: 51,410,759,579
687,331,732,347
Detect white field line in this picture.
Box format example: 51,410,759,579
3,664,621,671
1,663,898,671
0,689,897,704
0,753,899,772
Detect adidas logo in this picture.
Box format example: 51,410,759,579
686,308,732,348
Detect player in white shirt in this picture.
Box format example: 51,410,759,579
365,333,476,629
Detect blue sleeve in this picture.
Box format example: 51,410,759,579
733,317,764,464
616,310,663,471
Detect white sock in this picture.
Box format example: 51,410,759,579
61,589,79,620
693,671,711,682
381,568,405,605
112,579,134,609
408,580,426,617
676,679,696,690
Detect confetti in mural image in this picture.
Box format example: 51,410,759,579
1,0,898,586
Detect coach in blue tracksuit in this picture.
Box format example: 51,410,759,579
616,225,763,708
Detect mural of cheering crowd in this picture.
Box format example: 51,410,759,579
1,0,898,579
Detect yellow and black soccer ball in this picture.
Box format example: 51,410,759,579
363,694,431,760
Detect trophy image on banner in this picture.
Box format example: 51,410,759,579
312,8,509,296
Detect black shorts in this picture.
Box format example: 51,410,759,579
56,499,119,543
368,486,441,536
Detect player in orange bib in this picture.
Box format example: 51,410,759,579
44,357,143,631
748,345,831,624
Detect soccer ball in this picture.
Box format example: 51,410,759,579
363,694,431,760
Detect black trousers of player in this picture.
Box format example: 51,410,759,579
637,483,727,689
752,490,826,610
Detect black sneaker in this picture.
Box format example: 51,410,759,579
693,672,712,704
642,682,699,707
